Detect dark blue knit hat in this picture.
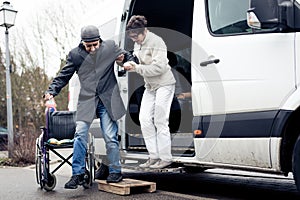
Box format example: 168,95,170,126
81,25,100,42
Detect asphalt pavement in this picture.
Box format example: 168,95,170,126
2,150,300,199
0,150,209,200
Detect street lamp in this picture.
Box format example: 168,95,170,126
0,1,17,158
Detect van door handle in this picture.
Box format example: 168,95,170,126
200,58,220,67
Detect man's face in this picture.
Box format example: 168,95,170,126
83,40,100,54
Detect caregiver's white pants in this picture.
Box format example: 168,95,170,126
139,84,175,162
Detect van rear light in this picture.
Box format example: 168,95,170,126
194,129,202,136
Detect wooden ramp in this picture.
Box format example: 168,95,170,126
96,178,156,195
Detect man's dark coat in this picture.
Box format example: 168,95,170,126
47,40,131,123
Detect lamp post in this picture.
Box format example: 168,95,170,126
0,1,17,158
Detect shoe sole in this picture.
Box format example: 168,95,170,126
95,173,109,180
64,185,78,189
106,178,123,183
64,180,84,189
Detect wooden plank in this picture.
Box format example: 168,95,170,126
96,178,156,195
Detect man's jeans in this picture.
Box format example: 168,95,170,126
72,101,121,175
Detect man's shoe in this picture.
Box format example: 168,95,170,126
95,163,109,180
106,173,123,183
64,174,85,189
149,160,172,169
139,158,159,168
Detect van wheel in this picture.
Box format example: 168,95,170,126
293,135,300,192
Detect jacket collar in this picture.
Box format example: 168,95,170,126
78,42,89,58
77,41,107,65
141,30,150,46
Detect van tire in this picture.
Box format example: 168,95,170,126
292,134,300,192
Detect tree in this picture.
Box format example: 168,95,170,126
0,47,6,127
0,0,102,163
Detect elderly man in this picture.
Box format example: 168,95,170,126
44,25,133,189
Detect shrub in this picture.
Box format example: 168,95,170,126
12,127,39,166
0,127,39,167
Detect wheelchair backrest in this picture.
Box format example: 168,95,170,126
47,111,76,140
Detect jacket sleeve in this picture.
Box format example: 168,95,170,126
46,51,77,97
123,51,139,64
134,41,169,77
112,40,139,64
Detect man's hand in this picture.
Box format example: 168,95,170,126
44,93,53,100
123,61,136,70
116,54,124,62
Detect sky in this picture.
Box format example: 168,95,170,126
12,0,124,31
1,0,125,77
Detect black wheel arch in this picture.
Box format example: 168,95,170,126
280,108,300,174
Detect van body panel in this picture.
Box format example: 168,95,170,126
68,74,80,111
194,138,271,168
276,32,299,110
192,31,296,115
281,88,300,110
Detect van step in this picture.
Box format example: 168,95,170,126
128,146,195,151
122,163,185,173
96,178,156,195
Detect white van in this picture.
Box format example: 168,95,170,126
69,0,300,192
113,0,300,192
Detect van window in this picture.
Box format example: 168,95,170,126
207,0,251,35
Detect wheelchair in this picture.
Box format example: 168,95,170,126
35,109,95,191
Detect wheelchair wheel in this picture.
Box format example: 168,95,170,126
35,151,42,187
85,133,95,186
43,173,56,191
83,149,94,188
83,169,92,189
35,138,43,188
88,150,95,181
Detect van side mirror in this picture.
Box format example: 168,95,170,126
247,0,294,30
